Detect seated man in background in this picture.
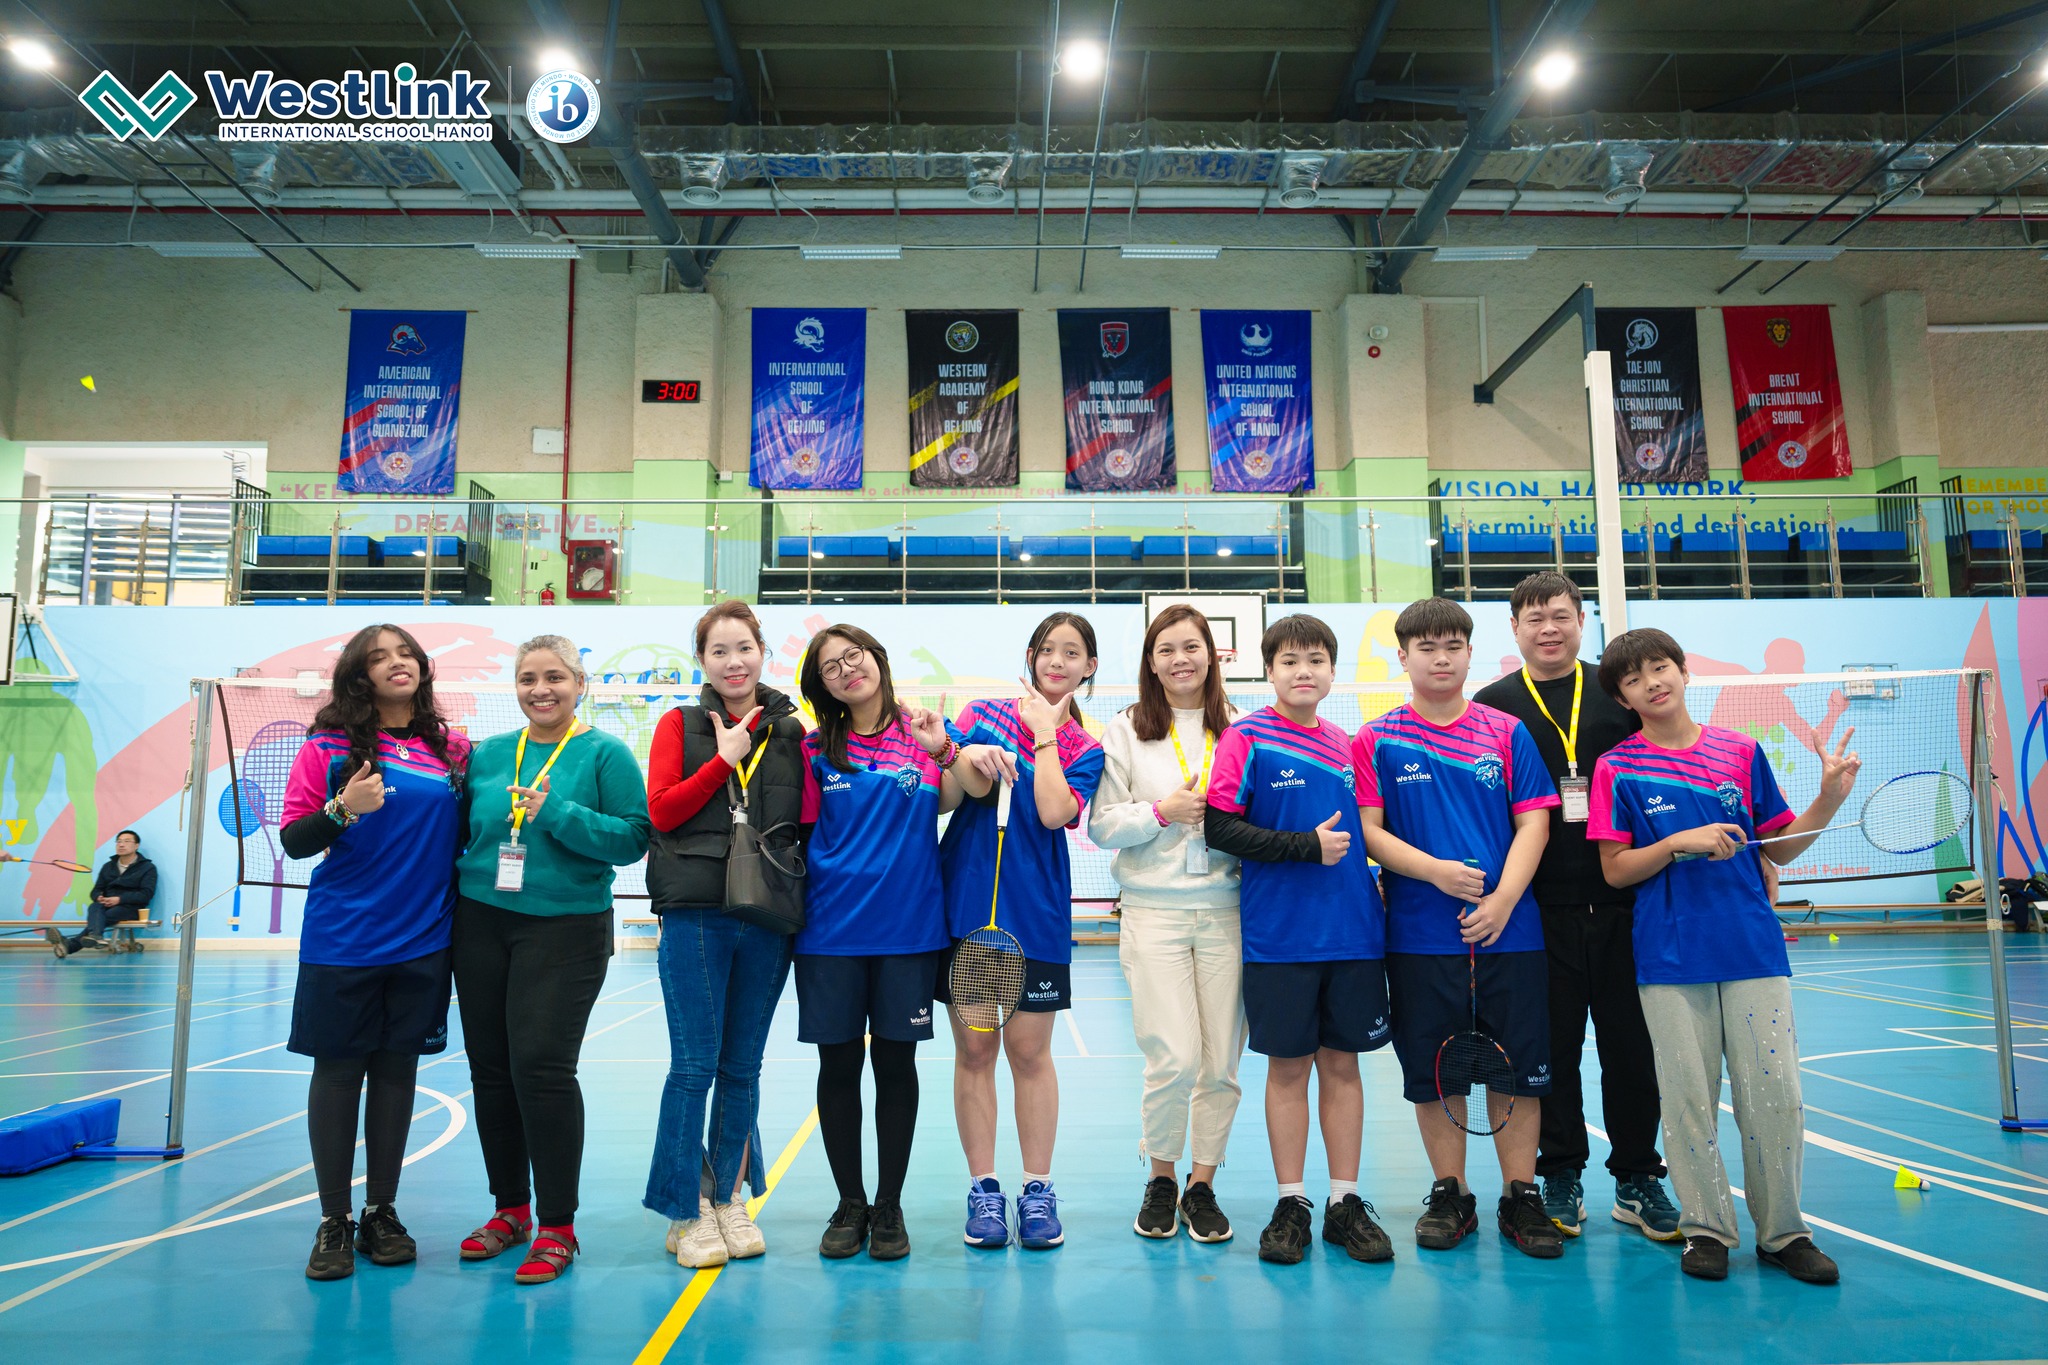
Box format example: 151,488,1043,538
48,830,157,958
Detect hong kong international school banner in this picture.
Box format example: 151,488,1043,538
1059,308,1176,492
751,307,868,490
337,308,467,495
1598,307,1707,484
907,311,1021,488
1721,304,1852,481
1201,309,1313,492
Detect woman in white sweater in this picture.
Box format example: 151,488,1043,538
1089,605,1246,1243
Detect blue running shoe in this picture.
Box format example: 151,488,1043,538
1017,1180,1064,1249
1542,1174,1585,1237
1612,1176,1683,1242
963,1178,1010,1249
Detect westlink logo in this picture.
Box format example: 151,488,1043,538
79,71,197,141
78,62,494,145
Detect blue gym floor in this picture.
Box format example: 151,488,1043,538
1,935,2043,1365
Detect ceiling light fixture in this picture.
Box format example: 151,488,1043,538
1736,243,1845,262
1120,243,1222,260
474,241,582,258
1532,51,1576,90
1061,40,1105,82
1432,245,1540,262
535,48,580,74
799,244,903,260
7,37,55,71
145,240,264,258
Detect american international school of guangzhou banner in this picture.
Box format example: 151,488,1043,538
1058,308,1176,492
906,311,1021,488
751,308,868,490
1721,304,1852,481
1200,309,1313,492
1597,307,1708,484
337,309,467,495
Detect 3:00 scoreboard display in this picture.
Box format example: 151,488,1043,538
640,379,701,403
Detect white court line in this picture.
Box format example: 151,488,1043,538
1803,1067,2029,1129
0,983,298,1048
1800,1044,1968,1063
1062,1011,1091,1057
0,1002,291,1067
1892,1025,2048,1065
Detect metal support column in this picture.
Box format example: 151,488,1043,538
1972,671,2033,1128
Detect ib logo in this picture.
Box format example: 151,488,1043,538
526,70,601,144
79,70,197,142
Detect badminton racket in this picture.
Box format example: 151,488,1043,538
0,852,91,874
948,778,1024,1034
1435,858,1517,1136
1673,769,1971,862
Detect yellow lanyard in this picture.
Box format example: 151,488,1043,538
510,724,581,839
734,719,770,793
1520,664,1583,777
1169,722,1216,787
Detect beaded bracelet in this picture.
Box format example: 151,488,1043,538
324,795,359,828
938,739,960,770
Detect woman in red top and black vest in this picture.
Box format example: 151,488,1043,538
641,599,807,1270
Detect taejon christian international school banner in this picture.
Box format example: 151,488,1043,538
1721,304,1851,481
751,307,868,490
1201,309,1313,492
1059,308,1175,492
1597,307,1707,483
907,311,1020,488
338,309,466,495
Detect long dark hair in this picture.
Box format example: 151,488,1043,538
1131,605,1233,743
311,624,461,781
799,624,902,773
1025,610,1098,726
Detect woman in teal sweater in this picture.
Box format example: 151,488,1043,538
453,633,651,1285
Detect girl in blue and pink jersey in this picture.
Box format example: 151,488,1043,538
796,624,995,1261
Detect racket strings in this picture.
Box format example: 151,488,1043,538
950,927,1025,1033
1436,1033,1517,1095
1858,770,1972,854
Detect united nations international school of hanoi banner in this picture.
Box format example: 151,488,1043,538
907,311,1021,488
1721,304,1852,481
1059,308,1176,492
337,309,467,495
1200,309,1313,492
751,307,868,490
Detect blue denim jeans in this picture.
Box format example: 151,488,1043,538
643,908,792,1220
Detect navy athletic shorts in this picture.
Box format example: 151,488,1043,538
794,950,943,1045
1385,949,1553,1104
933,943,1072,1014
1241,958,1392,1058
287,947,453,1059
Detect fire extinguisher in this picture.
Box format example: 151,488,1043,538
539,583,557,605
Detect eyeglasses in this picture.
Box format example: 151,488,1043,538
817,644,866,681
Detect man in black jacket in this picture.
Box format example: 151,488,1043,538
1471,575,1680,1242
50,829,156,958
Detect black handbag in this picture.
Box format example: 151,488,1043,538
722,772,806,934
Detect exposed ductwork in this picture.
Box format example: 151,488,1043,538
1601,142,1655,205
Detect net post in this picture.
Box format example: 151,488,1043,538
1970,669,2021,1126
1583,348,1628,634
165,677,217,1155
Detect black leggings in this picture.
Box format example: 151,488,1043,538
815,1038,919,1205
308,1051,419,1218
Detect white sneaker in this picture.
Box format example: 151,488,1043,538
713,1199,766,1259
671,1198,728,1269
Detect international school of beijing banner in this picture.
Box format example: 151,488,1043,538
1721,304,1851,481
1596,307,1707,483
337,309,466,494
1058,309,1175,492
1200,309,1313,492
750,307,867,490
906,311,1020,488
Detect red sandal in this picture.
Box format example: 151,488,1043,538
460,1211,532,1261
515,1230,579,1284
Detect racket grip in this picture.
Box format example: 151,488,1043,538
996,777,1013,829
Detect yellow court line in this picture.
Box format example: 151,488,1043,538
632,1107,821,1365
1792,980,2047,1028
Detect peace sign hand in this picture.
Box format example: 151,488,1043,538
1816,726,1861,804
507,773,551,826
1017,676,1071,742
709,706,764,767
903,705,951,758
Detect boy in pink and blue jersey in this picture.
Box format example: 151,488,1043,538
1351,597,1561,1262
1205,614,1394,1268
1589,627,1860,1287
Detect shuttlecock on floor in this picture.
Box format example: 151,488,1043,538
80,375,95,391
1828,933,1840,943
1894,1165,1929,1191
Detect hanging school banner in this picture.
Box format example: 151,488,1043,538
1721,304,1851,481
907,311,1020,488
750,307,867,489
337,309,465,495
1058,308,1175,492
1200,309,1313,492
1597,307,1707,484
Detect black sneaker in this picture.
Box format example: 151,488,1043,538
1322,1193,1394,1263
867,1198,910,1261
1682,1236,1730,1280
354,1204,417,1266
306,1213,356,1281
1414,1177,1478,1251
1257,1195,1315,1265
1179,1181,1232,1244
1497,1181,1565,1259
819,1196,869,1259
1758,1237,1839,1285
1134,1176,1179,1239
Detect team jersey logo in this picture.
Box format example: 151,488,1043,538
1269,767,1307,790
1100,321,1129,358
945,319,980,352
1643,791,1677,815
894,762,922,795
821,770,853,794
1395,761,1432,785
1473,751,1503,791
1716,780,1744,814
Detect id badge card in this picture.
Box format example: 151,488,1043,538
1185,832,1211,875
495,841,527,892
1559,775,1591,824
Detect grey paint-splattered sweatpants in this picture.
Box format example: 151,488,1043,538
1637,976,1809,1252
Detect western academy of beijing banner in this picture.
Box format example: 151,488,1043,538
1721,304,1851,481
1597,307,1707,483
750,307,867,490
1058,308,1176,492
1201,309,1314,492
906,311,1020,488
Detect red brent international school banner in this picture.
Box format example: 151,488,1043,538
1721,305,1851,481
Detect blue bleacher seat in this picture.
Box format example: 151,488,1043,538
1835,530,1908,553
1967,529,2009,549
1439,530,1551,555
805,536,893,559
1744,530,1792,553
905,536,999,558
1680,531,1736,553
1620,527,1675,553
381,535,464,558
